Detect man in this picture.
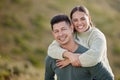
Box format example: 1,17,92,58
45,14,92,80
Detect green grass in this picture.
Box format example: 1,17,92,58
0,0,120,80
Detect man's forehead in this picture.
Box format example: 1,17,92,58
53,21,68,27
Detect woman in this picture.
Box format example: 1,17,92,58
48,5,114,80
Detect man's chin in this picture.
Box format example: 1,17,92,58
59,42,67,45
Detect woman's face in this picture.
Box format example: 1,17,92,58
71,11,90,32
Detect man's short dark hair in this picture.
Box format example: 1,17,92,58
50,14,71,30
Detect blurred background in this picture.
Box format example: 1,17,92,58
0,0,120,80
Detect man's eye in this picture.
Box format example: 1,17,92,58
62,28,67,30
62,27,68,31
81,17,86,20
53,30,58,33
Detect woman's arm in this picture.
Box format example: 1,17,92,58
48,40,84,67
48,40,67,60
79,32,107,67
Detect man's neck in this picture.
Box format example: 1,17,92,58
61,40,78,52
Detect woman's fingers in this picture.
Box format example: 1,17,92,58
56,59,70,68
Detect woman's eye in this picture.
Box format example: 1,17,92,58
72,19,78,22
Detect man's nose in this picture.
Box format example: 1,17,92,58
58,31,63,36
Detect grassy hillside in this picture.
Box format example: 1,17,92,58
0,0,120,80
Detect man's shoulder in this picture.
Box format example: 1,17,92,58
75,44,88,53
45,56,56,62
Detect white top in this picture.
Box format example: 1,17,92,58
48,27,114,77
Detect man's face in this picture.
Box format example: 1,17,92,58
52,21,73,45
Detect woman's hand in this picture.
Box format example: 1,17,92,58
56,59,71,68
68,53,81,67
63,51,81,67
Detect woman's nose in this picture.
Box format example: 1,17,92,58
78,20,82,24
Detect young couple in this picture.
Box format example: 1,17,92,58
45,5,114,80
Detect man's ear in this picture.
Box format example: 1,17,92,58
70,24,74,33
52,31,54,35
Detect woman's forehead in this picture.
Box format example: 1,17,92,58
72,11,87,18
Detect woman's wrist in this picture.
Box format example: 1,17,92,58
63,51,73,59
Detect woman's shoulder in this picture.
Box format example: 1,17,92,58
91,27,105,36
90,27,106,40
